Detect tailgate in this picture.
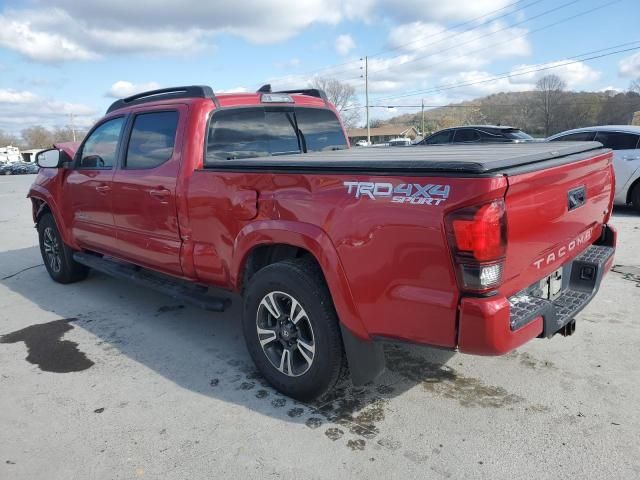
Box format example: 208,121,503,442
500,149,614,297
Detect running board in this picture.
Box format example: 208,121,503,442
73,252,231,312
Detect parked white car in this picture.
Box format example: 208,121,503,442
354,140,370,147
547,126,640,211
387,137,412,147
0,146,22,164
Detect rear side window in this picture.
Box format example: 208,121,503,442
594,131,639,150
452,129,480,143
125,111,179,169
424,130,451,144
294,108,347,152
206,108,300,162
550,132,596,142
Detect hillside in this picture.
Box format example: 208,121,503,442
375,89,640,137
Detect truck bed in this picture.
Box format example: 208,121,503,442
204,141,606,175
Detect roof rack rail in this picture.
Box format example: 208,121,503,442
106,85,218,114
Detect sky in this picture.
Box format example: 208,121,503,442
0,0,638,133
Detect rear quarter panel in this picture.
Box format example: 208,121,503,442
187,170,507,346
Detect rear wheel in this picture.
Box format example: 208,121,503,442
242,257,344,401
37,213,89,284
631,183,640,212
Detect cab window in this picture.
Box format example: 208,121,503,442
206,108,299,162
125,111,179,169
78,117,126,169
294,108,347,152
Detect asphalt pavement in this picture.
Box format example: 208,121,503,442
1,174,639,479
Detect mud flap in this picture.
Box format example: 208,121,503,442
340,324,385,385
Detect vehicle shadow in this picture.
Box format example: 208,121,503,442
0,245,466,440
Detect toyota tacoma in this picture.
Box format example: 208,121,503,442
29,85,616,400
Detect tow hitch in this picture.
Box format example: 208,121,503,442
558,319,576,337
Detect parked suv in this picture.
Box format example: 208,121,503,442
421,125,534,145
547,126,640,211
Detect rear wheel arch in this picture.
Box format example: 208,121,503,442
233,223,370,340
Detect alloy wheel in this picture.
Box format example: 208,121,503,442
256,291,316,377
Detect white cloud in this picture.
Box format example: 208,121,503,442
619,52,640,78
0,88,97,132
335,34,356,56
508,60,601,89
0,0,521,63
0,14,98,62
377,0,512,23
0,89,39,104
106,81,162,99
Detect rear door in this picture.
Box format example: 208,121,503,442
111,106,185,276
593,131,640,200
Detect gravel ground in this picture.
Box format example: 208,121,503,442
1,174,639,479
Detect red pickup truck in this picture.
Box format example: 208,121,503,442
29,85,616,400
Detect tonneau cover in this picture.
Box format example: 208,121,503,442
204,141,607,175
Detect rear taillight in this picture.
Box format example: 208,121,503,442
445,199,507,293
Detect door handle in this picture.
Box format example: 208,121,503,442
95,184,111,194
622,156,640,161
149,188,171,202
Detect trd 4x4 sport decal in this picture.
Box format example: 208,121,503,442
343,181,451,206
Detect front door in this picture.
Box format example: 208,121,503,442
64,116,126,253
111,107,184,276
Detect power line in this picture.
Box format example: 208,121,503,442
366,0,544,59
372,41,640,102
335,0,584,82
266,0,543,84
360,0,619,81
343,100,628,112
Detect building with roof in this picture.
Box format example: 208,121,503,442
347,125,419,145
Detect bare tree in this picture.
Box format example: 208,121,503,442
21,126,54,149
535,74,566,137
0,130,20,147
310,78,360,128
630,78,640,94
53,126,86,143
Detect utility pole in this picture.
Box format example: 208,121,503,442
363,56,370,145
68,113,77,142
421,99,425,137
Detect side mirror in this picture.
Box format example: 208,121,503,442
36,149,63,168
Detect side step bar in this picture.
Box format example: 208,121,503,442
73,252,231,312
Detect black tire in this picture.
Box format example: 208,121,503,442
631,183,640,212
37,213,89,284
242,257,344,401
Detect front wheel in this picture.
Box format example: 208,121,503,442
37,213,89,284
242,257,344,401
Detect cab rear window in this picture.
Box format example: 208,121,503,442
205,107,346,164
